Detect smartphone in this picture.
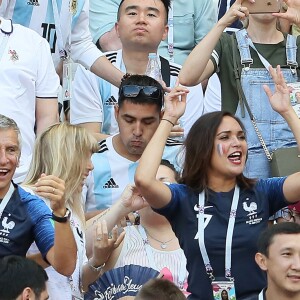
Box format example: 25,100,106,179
242,0,281,14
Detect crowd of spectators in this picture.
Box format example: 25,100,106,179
1,0,300,299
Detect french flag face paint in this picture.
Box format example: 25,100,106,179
217,143,225,157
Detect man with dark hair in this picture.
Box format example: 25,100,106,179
253,222,300,300
0,255,49,300
84,74,182,215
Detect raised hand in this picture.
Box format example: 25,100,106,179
163,84,189,124
119,184,149,214
219,0,250,28
91,220,125,269
273,0,300,27
263,65,293,115
34,173,66,216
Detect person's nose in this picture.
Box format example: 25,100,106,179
291,255,300,271
133,122,143,137
136,12,147,24
87,158,94,172
0,148,8,166
231,136,242,148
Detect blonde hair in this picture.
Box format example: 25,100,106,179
23,123,99,225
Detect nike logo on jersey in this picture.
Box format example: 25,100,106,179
27,0,40,6
105,96,118,106
103,178,119,189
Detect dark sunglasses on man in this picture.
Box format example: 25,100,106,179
119,85,162,100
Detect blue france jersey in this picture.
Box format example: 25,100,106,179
0,184,54,258
154,177,288,300
85,136,183,211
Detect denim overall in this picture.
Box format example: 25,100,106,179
235,29,298,179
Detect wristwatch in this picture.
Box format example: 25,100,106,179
51,208,71,223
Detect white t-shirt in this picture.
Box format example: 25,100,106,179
0,18,59,183
0,0,102,68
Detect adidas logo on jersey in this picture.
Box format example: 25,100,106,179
27,0,40,6
105,96,118,106
103,178,119,189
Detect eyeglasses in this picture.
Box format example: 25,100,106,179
119,85,162,100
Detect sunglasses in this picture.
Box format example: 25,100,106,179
119,85,162,100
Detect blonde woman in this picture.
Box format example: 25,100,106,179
23,123,119,299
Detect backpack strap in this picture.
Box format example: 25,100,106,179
159,56,171,87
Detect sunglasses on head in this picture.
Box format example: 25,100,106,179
119,85,162,100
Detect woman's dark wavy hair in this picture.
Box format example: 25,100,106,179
178,111,256,192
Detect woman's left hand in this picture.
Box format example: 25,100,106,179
263,65,294,115
34,173,66,216
91,220,125,267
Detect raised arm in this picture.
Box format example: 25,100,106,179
264,65,300,203
71,0,123,87
179,0,249,86
134,86,188,209
34,174,77,276
263,65,300,149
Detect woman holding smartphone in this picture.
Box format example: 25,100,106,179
179,0,300,180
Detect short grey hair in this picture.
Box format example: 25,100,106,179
0,114,22,148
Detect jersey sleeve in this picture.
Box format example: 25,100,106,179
153,184,186,220
70,65,104,126
71,0,104,69
35,36,60,98
25,195,55,258
255,177,288,216
210,33,229,73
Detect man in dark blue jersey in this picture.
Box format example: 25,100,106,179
0,114,76,276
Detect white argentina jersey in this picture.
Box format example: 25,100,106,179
85,135,183,211
0,0,92,67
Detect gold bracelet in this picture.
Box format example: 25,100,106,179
161,118,175,127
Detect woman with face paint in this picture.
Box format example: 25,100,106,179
134,72,300,300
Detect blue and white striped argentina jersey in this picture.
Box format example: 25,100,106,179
85,135,183,211
0,0,99,68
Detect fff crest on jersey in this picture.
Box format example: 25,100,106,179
243,198,262,225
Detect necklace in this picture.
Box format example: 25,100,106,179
145,229,176,249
